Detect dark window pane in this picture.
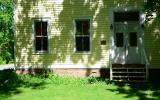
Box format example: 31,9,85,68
101,40,106,45
35,37,48,52
76,37,90,52
129,32,137,47
83,37,90,51
114,11,139,22
35,22,42,36
35,21,48,36
42,22,48,36
76,37,83,51
76,21,82,35
43,37,48,51
76,20,90,35
82,21,89,35
35,37,42,51
115,33,124,47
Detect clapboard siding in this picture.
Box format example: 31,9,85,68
144,16,160,67
15,0,160,68
15,0,110,68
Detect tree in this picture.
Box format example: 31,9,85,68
0,0,13,64
144,0,160,22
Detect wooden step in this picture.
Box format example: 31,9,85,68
113,73,146,77
113,69,146,73
112,64,145,67
113,80,147,82
111,64,147,82
113,67,145,69
113,72,146,73
113,76,146,78
113,77,146,80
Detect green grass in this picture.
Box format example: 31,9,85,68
0,70,160,100
1,84,136,100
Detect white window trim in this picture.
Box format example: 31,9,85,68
32,18,51,54
73,17,92,54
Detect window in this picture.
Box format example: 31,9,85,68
115,33,124,47
114,11,139,22
129,32,137,47
33,20,49,53
74,19,90,52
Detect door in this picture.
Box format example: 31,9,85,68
113,23,126,64
126,22,141,64
113,22,141,64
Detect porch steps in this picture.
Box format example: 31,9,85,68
112,64,147,82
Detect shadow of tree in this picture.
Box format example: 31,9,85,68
15,0,111,73
0,69,21,95
0,69,48,98
15,0,160,80
106,82,160,100
15,0,146,77
144,11,160,67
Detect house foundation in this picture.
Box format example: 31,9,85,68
16,68,110,78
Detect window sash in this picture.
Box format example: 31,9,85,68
35,37,48,52
75,36,90,52
34,20,49,53
74,19,90,52
75,35,89,37
75,20,90,35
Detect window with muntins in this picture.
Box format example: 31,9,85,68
75,19,90,52
34,21,48,53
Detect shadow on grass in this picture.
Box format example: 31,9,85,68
106,81,160,100
1,69,160,100
0,69,48,97
86,70,160,100
104,69,160,100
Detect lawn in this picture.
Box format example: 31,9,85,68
0,69,160,100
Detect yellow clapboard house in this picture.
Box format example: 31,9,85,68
14,0,160,82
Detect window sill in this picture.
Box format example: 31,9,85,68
74,51,91,55
33,51,49,55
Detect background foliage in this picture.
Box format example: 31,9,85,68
144,0,160,22
0,0,14,64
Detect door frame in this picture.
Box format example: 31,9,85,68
109,6,146,80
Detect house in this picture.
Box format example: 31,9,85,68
14,0,160,82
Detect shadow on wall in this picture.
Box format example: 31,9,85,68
16,0,111,68
143,0,160,67
41,0,113,68
112,0,144,6
16,0,40,67
145,15,160,67
16,0,151,76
